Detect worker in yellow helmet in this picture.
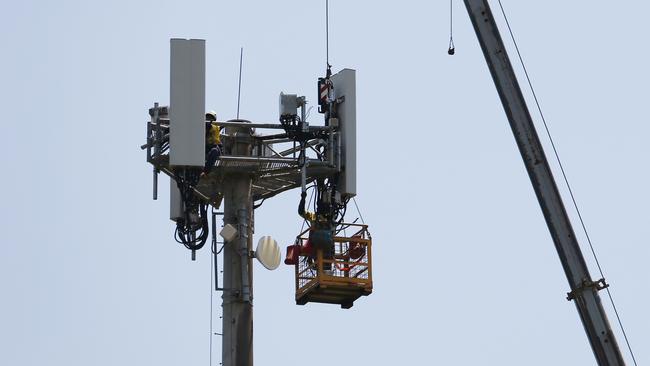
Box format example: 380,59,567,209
202,111,221,175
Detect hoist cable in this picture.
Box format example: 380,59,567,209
496,1,637,364
448,0,455,54
450,0,453,37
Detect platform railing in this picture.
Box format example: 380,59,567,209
294,223,372,295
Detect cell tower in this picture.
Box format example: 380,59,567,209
141,38,372,366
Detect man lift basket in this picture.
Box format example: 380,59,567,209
285,223,372,309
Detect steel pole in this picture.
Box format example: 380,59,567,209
463,1,625,364
222,121,254,366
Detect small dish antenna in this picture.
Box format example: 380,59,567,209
255,236,281,270
219,224,238,242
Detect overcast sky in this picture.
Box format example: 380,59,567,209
1,1,648,365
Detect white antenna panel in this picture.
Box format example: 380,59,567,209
169,38,206,167
331,68,356,198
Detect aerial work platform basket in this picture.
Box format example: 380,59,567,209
292,223,372,309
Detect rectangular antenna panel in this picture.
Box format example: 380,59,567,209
170,177,184,221
331,69,356,198
170,38,205,167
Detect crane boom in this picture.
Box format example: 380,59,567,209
463,1,625,364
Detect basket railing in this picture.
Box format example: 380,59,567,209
294,223,372,293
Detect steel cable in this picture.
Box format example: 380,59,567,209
448,0,455,54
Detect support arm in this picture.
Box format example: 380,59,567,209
463,1,625,364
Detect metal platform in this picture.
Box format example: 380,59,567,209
143,114,341,209
150,154,337,208
296,272,372,309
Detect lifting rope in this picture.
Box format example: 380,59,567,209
496,1,637,364
448,0,455,55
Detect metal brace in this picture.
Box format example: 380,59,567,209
215,287,238,293
566,278,609,301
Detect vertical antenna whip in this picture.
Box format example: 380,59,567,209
237,47,243,119
326,0,331,71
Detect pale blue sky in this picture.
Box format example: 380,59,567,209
1,1,648,365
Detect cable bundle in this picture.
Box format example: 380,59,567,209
174,170,209,252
